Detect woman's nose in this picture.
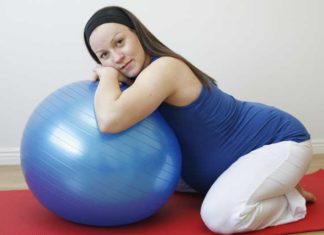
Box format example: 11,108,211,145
113,51,125,64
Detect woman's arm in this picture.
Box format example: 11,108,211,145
94,57,181,133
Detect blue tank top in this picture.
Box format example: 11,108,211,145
158,81,310,193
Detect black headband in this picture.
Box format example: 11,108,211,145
84,7,135,63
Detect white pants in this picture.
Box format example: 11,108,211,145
178,140,313,234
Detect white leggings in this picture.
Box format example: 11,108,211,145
177,140,313,234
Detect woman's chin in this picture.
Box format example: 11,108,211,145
126,69,141,79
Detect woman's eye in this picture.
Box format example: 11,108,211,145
116,39,124,47
100,52,109,59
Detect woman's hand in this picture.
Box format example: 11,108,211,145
91,65,134,86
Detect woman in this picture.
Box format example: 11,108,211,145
84,6,316,234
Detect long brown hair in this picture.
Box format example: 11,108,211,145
85,6,217,89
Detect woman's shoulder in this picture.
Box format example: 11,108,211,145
136,56,186,84
144,56,192,78
142,56,202,106
151,56,187,68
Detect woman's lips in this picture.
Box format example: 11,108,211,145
121,60,132,70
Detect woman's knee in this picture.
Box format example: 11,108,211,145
201,195,294,234
200,197,244,234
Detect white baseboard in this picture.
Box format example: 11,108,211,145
1,139,324,166
312,139,324,155
0,148,20,165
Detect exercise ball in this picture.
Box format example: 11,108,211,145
20,81,181,226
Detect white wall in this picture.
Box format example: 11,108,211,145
1,0,323,164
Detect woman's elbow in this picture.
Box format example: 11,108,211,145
96,115,122,134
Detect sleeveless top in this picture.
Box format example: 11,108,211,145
158,77,310,193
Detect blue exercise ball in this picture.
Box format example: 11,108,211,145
20,81,181,226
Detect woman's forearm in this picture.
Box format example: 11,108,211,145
94,77,122,131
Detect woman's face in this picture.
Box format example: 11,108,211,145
89,23,150,78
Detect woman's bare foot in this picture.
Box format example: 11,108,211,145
296,184,316,203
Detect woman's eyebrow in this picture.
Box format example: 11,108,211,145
95,32,121,54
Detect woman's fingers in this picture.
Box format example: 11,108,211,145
90,71,99,81
91,66,133,85
91,65,102,81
